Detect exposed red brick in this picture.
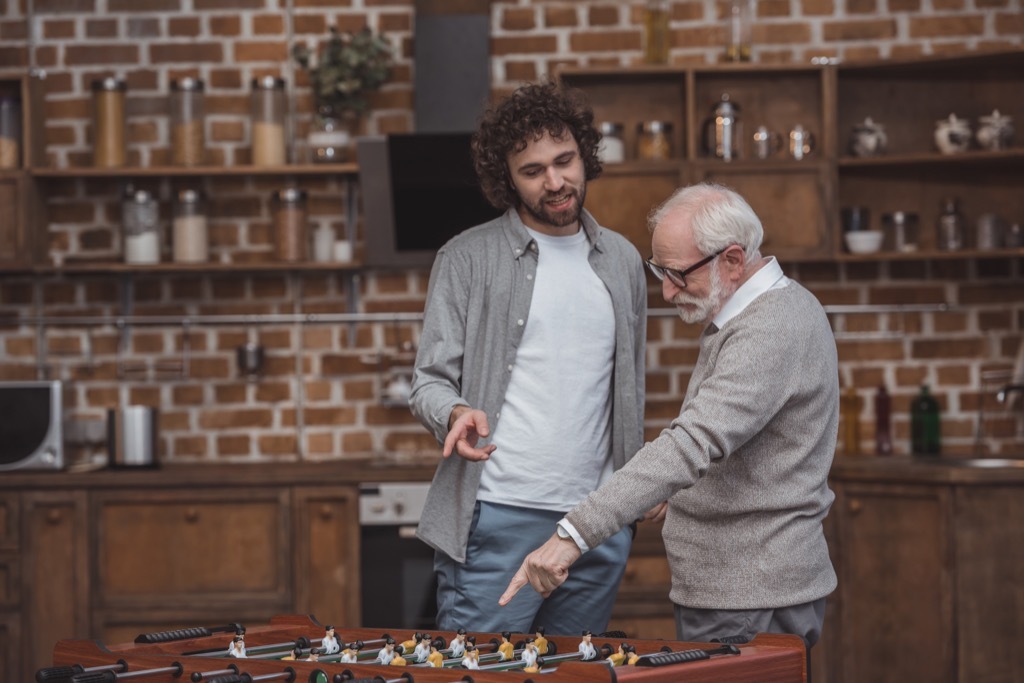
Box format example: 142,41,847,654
995,12,1024,34
800,0,835,15
570,29,642,53
253,14,285,35
836,340,905,361
34,0,95,11
759,0,792,17
492,35,559,56
671,26,721,49
149,42,224,63
194,0,263,9
168,17,201,37
909,15,985,38
672,1,705,21
42,19,76,39
846,0,878,13
65,44,139,66
588,5,620,26
933,0,966,8
1,19,28,40
502,7,537,31
127,18,161,38
233,41,289,62
109,0,179,9
209,15,242,36
379,13,411,32
843,45,883,61
341,431,374,452
217,434,251,455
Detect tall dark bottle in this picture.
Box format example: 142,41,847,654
874,385,892,456
910,385,941,455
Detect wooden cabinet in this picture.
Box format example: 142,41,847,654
0,466,374,680
836,51,1024,259
560,64,835,261
559,50,1024,263
827,458,1024,683
0,70,42,268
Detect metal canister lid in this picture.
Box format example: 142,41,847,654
91,77,127,92
127,189,155,204
637,121,672,134
251,75,286,90
274,187,307,203
176,188,205,204
171,77,205,92
599,121,624,137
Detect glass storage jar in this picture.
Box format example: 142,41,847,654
642,0,670,65
170,77,206,166
272,188,307,262
92,77,127,167
882,211,919,252
0,96,22,169
597,122,625,163
251,76,287,166
636,121,673,161
122,189,160,264
172,189,208,263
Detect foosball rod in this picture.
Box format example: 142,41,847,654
69,662,183,683
36,660,126,683
205,669,295,683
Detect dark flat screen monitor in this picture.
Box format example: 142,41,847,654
358,133,503,268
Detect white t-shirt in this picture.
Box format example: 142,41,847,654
478,226,615,511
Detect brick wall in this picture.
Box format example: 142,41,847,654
0,1,1022,466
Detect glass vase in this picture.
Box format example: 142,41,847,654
309,108,355,163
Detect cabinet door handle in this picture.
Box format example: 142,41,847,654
318,505,333,520
184,507,200,523
848,499,863,515
46,509,63,525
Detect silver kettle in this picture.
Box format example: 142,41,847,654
703,94,742,161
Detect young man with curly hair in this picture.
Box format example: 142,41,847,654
410,80,648,635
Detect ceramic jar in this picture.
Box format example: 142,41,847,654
934,114,971,154
976,110,1014,151
849,117,887,157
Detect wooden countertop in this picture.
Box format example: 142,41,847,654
830,454,1024,484
0,455,440,491
3,453,1023,491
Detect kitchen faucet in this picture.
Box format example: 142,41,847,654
996,384,1024,404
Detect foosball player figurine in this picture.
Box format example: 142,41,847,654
427,644,444,668
606,642,631,666
521,638,539,673
533,627,549,655
321,625,341,655
377,637,398,665
400,631,422,654
339,640,363,663
498,631,514,661
450,628,468,658
391,648,408,666
414,633,432,663
306,647,321,662
625,644,640,666
227,634,246,658
578,630,597,661
462,644,480,670
281,645,303,661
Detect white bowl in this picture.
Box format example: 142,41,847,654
844,230,884,254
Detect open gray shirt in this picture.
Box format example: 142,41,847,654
410,207,647,563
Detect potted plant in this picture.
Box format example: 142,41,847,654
292,26,392,162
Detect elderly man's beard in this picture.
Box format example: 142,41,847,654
671,259,731,325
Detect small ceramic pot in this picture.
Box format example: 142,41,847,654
849,117,887,157
976,110,1014,151
934,114,971,154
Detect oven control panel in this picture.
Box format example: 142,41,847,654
358,482,431,526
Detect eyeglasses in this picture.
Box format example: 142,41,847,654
645,248,726,289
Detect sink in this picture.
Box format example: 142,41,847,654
920,457,1024,468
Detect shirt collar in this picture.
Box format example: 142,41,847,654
503,207,601,258
712,256,788,329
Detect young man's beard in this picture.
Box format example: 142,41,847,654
519,183,587,229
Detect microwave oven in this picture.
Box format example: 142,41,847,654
0,380,64,471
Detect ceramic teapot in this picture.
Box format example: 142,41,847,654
934,114,971,154
849,117,888,157
976,109,1014,151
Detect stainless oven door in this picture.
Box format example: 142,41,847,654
359,482,438,630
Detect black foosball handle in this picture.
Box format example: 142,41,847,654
135,622,243,644
35,664,84,683
634,644,741,668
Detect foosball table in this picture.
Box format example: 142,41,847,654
41,614,806,683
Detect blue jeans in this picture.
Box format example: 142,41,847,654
434,501,633,636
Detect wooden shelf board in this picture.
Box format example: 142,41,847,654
32,261,363,275
835,248,1024,262
30,163,359,178
839,149,1024,168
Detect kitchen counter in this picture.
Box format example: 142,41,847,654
830,454,1024,484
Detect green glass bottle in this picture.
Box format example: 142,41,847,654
910,385,941,455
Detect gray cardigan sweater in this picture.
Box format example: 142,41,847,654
410,208,647,563
566,280,838,609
